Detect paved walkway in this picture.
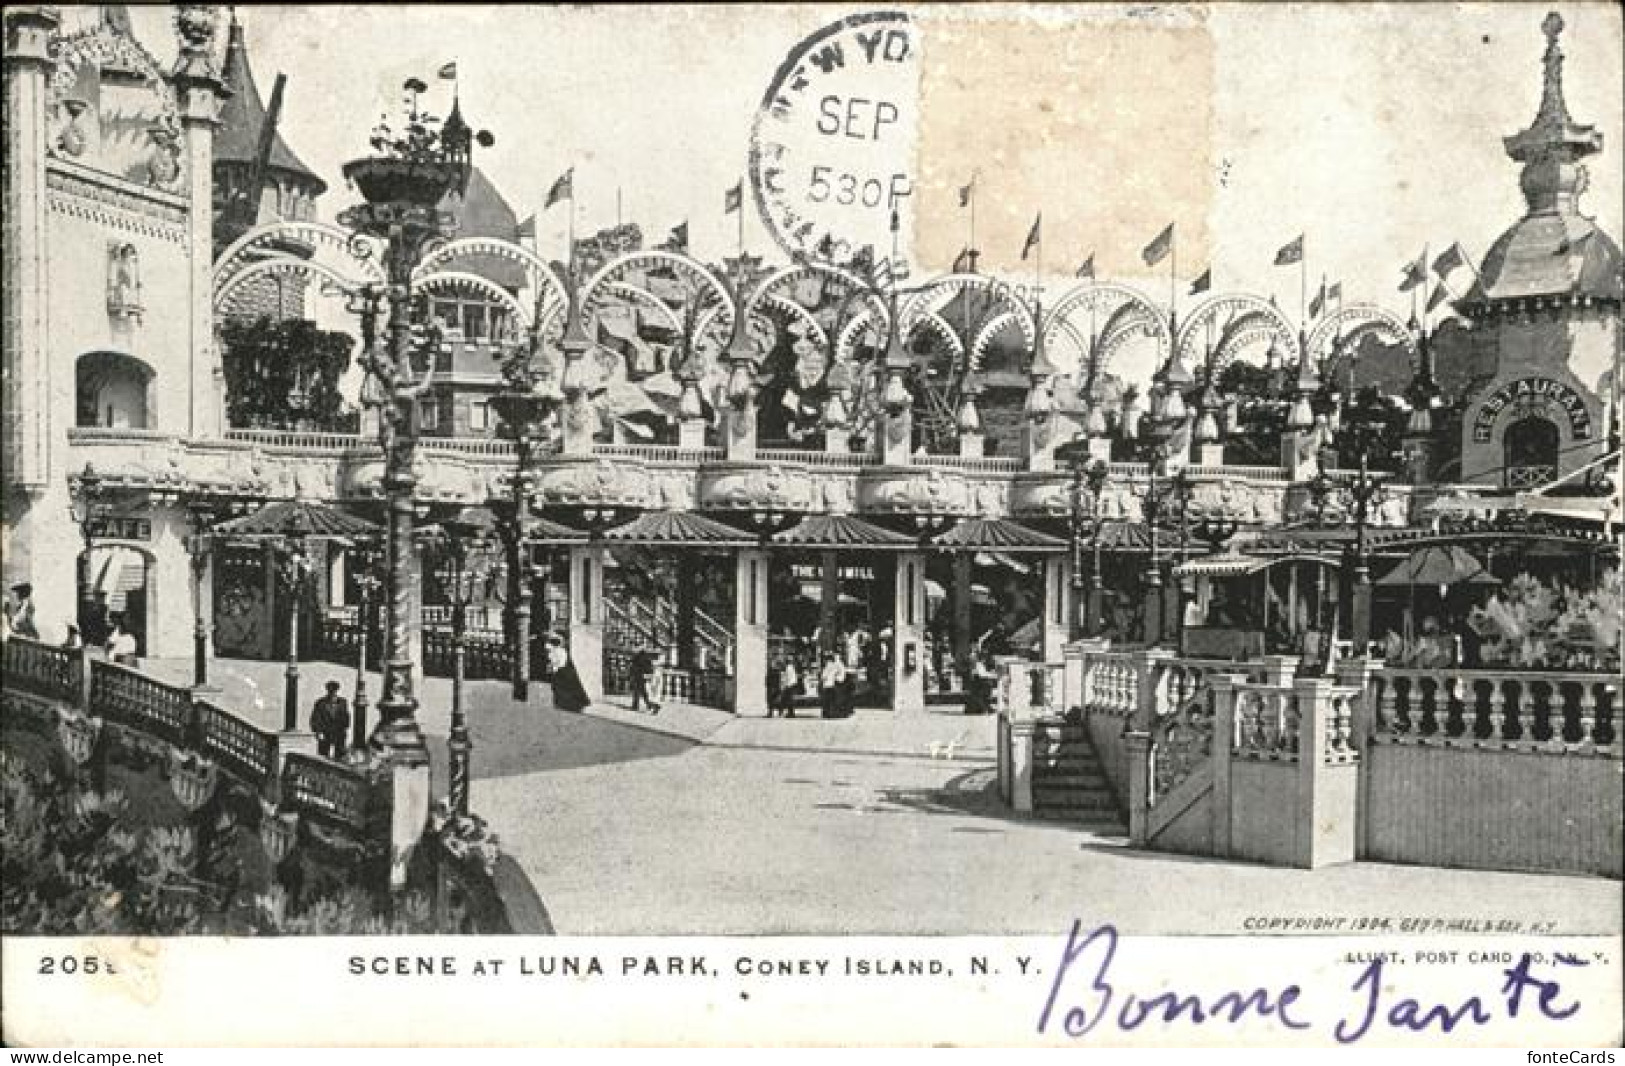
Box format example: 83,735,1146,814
146,656,1623,936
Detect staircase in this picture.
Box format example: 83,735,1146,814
1030,720,1124,831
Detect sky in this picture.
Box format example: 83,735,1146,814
130,2,1623,342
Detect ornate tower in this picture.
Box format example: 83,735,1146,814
1457,12,1621,488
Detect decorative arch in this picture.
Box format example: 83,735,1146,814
415,271,532,330
212,257,371,315
413,236,567,314
899,273,1037,362
1040,281,1171,379
1304,303,1415,365
1175,292,1298,371
213,220,384,288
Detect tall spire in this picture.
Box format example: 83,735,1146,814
1504,13,1602,165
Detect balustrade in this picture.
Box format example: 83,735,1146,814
1,636,82,705
1367,666,1618,753
92,658,192,745
996,660,1066,720
281,752,373,829
194,699,277,786
1232,683,1300,760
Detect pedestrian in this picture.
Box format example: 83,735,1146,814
311,680,350,761
773,655,799,718
967,652,998,715
105,613,138,665
548,633,591,713
629,642,660,714
9,583,38,639
818,652,846,719
62,624,83,650
82,590,111,647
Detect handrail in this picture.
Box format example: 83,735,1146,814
592,443,723,463
66,426,180,444
281,752,373,829
91,657,191,745
1,636,82,706
195,699,277,786
912,454,1024,474
755,448,877,469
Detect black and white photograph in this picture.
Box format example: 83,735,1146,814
1,1,1621,1048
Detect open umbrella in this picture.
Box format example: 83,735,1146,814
1375,545,1501,587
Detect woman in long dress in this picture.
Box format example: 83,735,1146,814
547,634,591,713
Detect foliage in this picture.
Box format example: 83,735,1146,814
1469,568,1621,671
0,755,437,935
219,316,357,431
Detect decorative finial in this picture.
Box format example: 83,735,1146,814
1504,8,1600,165
1542,10,1563,43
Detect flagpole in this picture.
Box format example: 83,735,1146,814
1300,235,1308,329
737,176,745,259
1169,226,1178,338
616,187,622,230
969,177,977,270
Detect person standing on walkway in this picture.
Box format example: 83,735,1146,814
549,633,591,713
629,643,661,715
772,655,799,718
106,613,138,665
819,652,846,719
311,680,350,761
8,583,38,639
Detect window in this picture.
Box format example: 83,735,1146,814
419,399,440,431
470,401,490,432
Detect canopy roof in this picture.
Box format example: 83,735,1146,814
930,518,1067,554
1175,553,1339,578
771,514,917,550
600,511,755,548
212,499,380,540
528,516,589,544
1375,545,1500,587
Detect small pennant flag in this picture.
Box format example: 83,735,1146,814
1399,250,1428,292
1327,280,1343,303
1431,241,1468,279
1425,282,1452,314
1274,234,1304,266
958,179,975,208
952,248,975,273
1020,213,1042,261
665,221,689,252
724,181,744,215
1308,276,1327,319
1189,268,1211,296
1075,254,1095,280
515,214,537,240
1142,224,1174,267
543,168,574,210
437,62,458,80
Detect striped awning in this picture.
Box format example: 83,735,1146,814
771,514,918,550
600,510,756,548
1174,552,1340,578
211,499,381,540
528,516,588,544
930,518,1068,554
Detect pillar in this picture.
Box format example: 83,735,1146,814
1007,719,1036,812
732,549,769,716
675,556,696,670
2,6,56,491
723,396,757,462
1208,673,1242,859
567,545,605,701
952,553,973,676
890,552,926,713
1292,674,1358,869
818,551,839,654
1039,555,1073,663
174,28,228,439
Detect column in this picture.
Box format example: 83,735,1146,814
568,545,605,701
2,6,56,491
1039,555,1073,663
818,551,839,655
952,553,973,678
1293,675,1358,869
1208,673,1242,859
676,380,707,449
675,556,696,670
175,46,227,439
890,552,926,714
732,549,769,717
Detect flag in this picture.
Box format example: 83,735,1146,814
1425,282,1452,314
890,209,900,234
958,180,974,208
1075,253,1095,280
1189,268,1211,296
724,181,743,214
1020,213,1042,261
1308,276,1326,319
1274,234,1304,266
515,214,537,240
1142,224,1173,267
437,62,458,80
543,168,573,210
952,248,974,273
1327,280,1343,303
663,221,689,252
1399,250,1427,292
1431,242,1468,279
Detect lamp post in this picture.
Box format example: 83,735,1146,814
337,79,492,764
1339,397,1392,657
432,506,498,816
1134,375,1187,648
349,547,383,756
183,499,223,692
1056,434,1108,638
67,463,105,641
276,532,314,732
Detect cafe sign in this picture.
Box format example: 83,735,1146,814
87,515,152,541
1471,376,1592,443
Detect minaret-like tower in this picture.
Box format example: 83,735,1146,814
1457,11,1621,489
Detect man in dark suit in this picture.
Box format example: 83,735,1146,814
629,644,660,714
311,681,350,761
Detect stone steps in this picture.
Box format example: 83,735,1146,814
1029,719,1124,829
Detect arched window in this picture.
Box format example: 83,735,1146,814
75,351,155,429
1503,415,1559,488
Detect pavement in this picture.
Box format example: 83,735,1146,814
144,656,1624,936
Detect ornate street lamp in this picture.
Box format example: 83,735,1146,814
430,505,500,816
337,79,493,763
1056,434,1109,638
67,463,105,639
348,546,383,756
276,531,315,732
183,497,229,692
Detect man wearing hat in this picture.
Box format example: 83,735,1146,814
8,583,39,639
311,680,351,761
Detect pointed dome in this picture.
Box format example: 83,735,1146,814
435,167,527,289
215,15,326,195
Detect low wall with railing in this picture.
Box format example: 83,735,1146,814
1359,665,1621,877
603,647,730,710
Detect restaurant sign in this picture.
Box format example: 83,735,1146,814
1471,376,1592,442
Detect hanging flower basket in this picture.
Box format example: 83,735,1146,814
342,157,461,209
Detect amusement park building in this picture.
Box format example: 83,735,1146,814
1,6,1618,713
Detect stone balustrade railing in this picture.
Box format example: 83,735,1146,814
1231,681,1301,761
995,658,1066,720
280,752,374,831
1368,665,1619,755
755,447,876,470
93,657,194,746
2,635,83,705
194,698,279,785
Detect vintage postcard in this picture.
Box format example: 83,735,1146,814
1,0,1621,1048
